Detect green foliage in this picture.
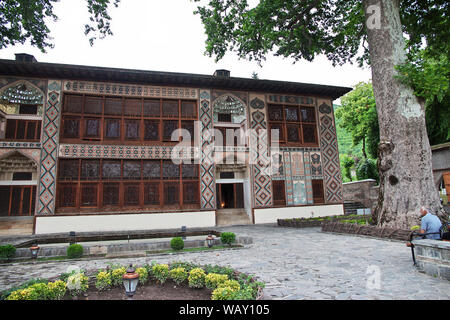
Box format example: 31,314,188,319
211,286,236,300
335,82,379,159
194,0,448,67
66,244,83,259
1,278,48,300
356,158,379,183
340,154,355,182
203,264,235,278
188,268,206,288
220,232,236,246
0,244,16,260
170,237,185,251
169,267,188,285
0,0,120,52
218,279,241,291
95,271,112,291
110,267,126,287
396,50,450,145
169,261,198,273
46,280,67,300
66,272,89,297
205,273,229,289
136,267,149,285
152,264,169,284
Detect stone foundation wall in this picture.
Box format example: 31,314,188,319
342,179,379,209
412,239,450,280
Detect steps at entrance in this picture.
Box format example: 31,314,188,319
0,217,34,236
216,209,252,227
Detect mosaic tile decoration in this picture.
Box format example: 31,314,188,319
0,142,41,149
37,80,62,215
283,151,294,205
199,90,216,209
0,77,47,95
318,101,343,203
267,94,315,105
63,81,198,99
291,151,305,178
303,151,314,204
310,151,323,178
58,144,199,160
250,95,272,207
0,149,41,165
293,179,307,205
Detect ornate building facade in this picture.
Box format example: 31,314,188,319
0,54,351,234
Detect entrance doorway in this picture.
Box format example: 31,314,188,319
217,183,244,209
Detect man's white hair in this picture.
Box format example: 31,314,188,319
420,206,432,214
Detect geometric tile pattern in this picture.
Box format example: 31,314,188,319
303,151,314,204
250,94,272,207
37,80,62,215
310,151,323,178
199,89,216,209
63,80,198,99
0,142,41,149
267,94,315,106
318,101,343,203
283,151,294,205
58,144,199,160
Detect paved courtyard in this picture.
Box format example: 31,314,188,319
1,225,449,300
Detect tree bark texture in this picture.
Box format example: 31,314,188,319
362,0,446,228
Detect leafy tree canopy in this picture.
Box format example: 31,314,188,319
193,0,449,66
0,0,120,52
335,81,379,159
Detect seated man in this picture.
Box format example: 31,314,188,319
419,206,442,240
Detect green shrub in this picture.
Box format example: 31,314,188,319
170,237,185,251
66,244,83,259
205,273,228,289
211,286,235,300
152,264,169,284
169,261,198,273
356,158,379,182
169,267,188,285
95,271,112,291
27,283,51,300
110,267,126,287
136,267,149,285
220,232,236,247
188,268,206,288
0,278,48,300
218,279,240,291
47,280,66,300
66,272,89,297
0,244,16,260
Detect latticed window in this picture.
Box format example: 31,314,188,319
312,179,325,204
123,161,141,180
143,100,160,116
163,162,180,179
59,184,77,207
144,120,159,141
104,98,122,115
5,119,41,141
59,160,79,180
84,96,103,114
80,160,100,180
124,184,140,206
124,99,141,116
62,117,80,138
125,120,139,140
163,120,178,141
183,182,199,204
102,161,121,180
143,160,161,179
103,183,119,206
268,103,318,146
164,183,179,205
80,184,97,206
162,100,179,117
272,180,286,205
105,119,121,139
144,183,160,205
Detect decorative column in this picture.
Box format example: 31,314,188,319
317,99,343,203
249,94,272,207
37,80,62,215
199,90,216,209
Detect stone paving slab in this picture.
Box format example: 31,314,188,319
0,225,449,300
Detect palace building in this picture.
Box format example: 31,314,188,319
0,54,351,234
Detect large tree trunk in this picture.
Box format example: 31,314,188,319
363,0,446,228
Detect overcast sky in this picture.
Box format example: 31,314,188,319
0,0,372,96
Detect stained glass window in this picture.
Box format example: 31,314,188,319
268,105,283,121
59,184,77,207
286,124,300,142
144,120,159,141
123,161,141,180
84,97,103,114
164,183,179,205
59,160,79,180
302,124,317,144
63,118,80,138
85,118,100,138
64,95,82,113
80,160,100,180
144,183,160,205
143,161,161,179
182,164,198,179
300,107,316,122
124,184,140,205
163,120,178,141
124,99,141,116
285,106,299,121
162,100,179,117
181,101,196,118
80,184,97,206
104,98,122,115
162,162,179,179
143,100,160,117
272,180,286,205
105,119,121,139
125,120,139,140
103,183,119,206
102,161,121,180
183,182,199,204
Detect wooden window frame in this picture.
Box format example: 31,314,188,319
4,119,41,141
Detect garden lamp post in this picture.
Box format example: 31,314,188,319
206,234,214,248
123,264,139,299
30,245,40,259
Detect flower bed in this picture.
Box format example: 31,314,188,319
277,214,370,228
1,261,265,301
321,221,413,241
